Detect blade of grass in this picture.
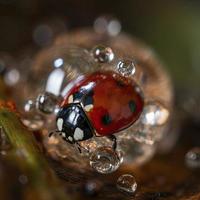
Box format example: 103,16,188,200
0,107,71,200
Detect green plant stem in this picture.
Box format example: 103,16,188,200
0,108,71,200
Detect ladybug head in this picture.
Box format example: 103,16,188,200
50,103,94,144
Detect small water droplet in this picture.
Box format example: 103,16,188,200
92,45,114,63
116,174,137,194
90,146,120,174
141,102,169,126
185,147,200,169
36,92,58,114
117,59,136,77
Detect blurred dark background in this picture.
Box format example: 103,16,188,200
1,2,200,199
1,0,200,89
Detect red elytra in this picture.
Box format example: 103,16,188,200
61,71,144,136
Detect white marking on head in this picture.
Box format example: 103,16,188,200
68,95,73,103
68,136,73,142
57,118,63,131
84,104,94,112
74,127,84,141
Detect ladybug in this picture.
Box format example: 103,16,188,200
50,71,144,150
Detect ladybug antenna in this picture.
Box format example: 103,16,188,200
49,130,61,137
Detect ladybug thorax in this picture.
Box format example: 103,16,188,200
60,71,144,137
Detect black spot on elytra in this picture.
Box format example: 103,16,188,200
129,100,136,113
101,114,112,125
116,80,125,87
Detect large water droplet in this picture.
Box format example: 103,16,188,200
89,146,120,174
185,147,200,169
36,92,58,114
116,174,137,194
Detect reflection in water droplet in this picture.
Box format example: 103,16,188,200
90,146,120,174
117,174,137,194
36,92,58,114
185,147,200,169
91,45,114,63
117,59,136,77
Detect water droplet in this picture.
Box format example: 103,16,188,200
117,59,136,77
92,45,114,63
36,92,58,114
90,146,120,174
185,147,200,169
141,102,169,126
116,174,137,194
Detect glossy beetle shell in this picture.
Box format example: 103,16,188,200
61,71,144,136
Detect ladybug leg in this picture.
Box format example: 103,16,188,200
75,142,82,153
75,142,90,154
49,130,61,137
107,135,117,150
62,136,74,145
